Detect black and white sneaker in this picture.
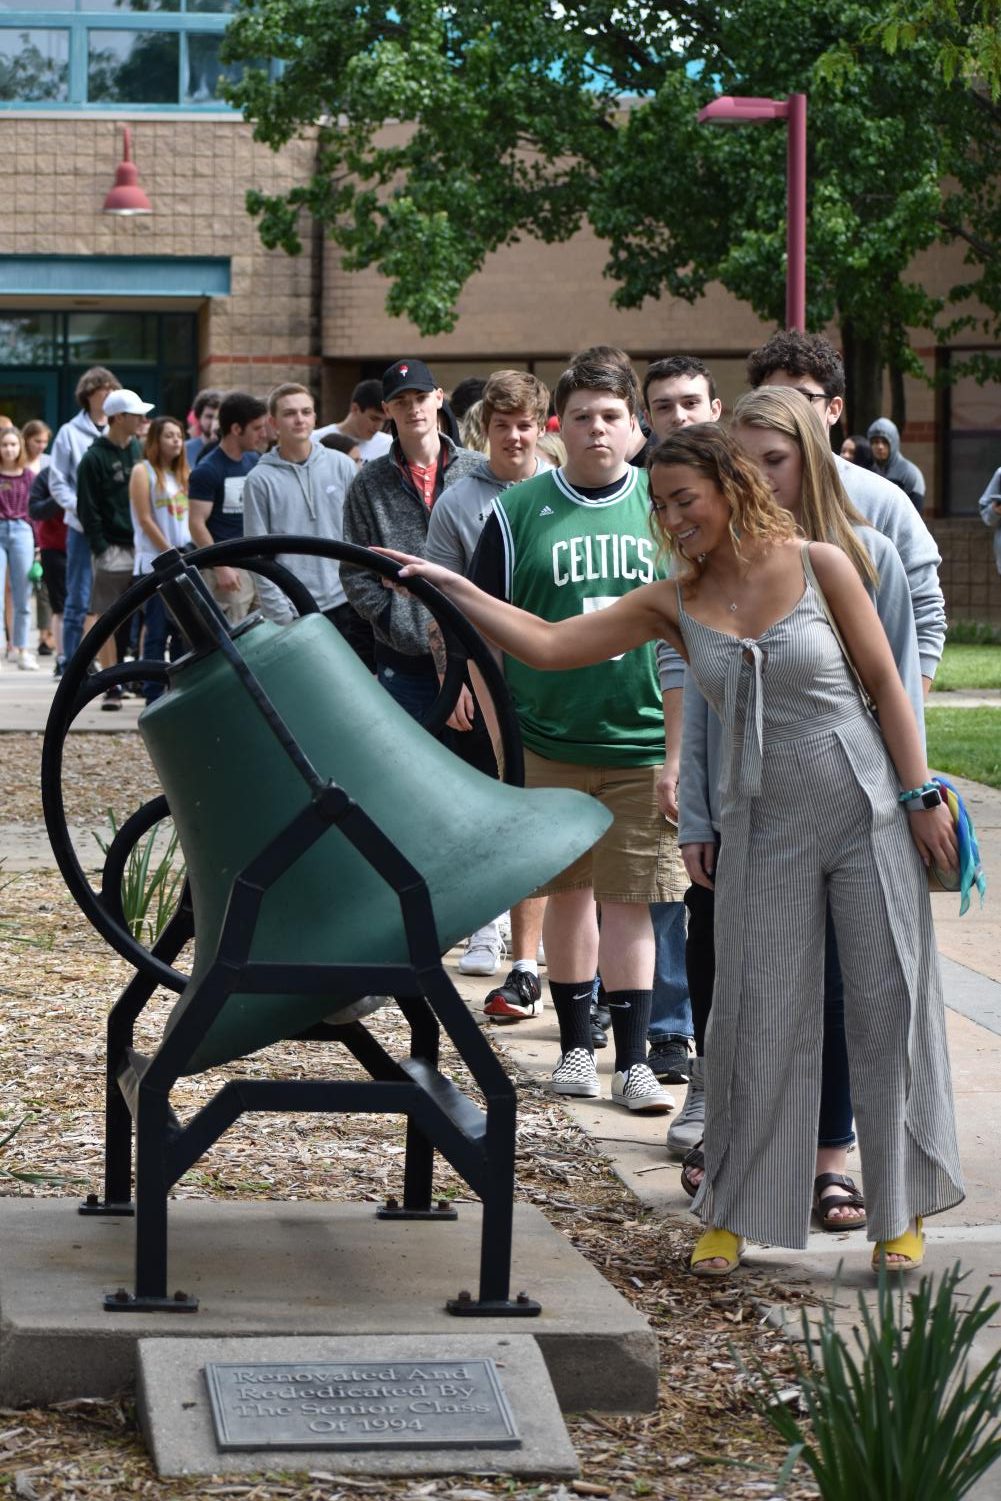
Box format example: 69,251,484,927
484,968,543,1022
548,1047,600,1098
611,1063,674,1114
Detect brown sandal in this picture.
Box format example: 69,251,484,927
681,1140,704,1199
813,1172,866,1231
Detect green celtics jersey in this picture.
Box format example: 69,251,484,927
492,465,665,766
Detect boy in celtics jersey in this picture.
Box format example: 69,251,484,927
466,360,688,1112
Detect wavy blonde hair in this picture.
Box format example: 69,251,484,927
732,387,878,588
647,423,797,585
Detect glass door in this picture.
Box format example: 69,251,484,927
0,371,59,430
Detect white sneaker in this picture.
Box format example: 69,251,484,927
325,995,388,1025
457,924,505,976
611,1063,674,1114
548,1047,600,1098
17,650,38,672
667,1056,706,1155
497,911,512,944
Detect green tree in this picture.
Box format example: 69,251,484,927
221,0,1001,430
851,0,1001,99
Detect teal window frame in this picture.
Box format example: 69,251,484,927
0,4,261,111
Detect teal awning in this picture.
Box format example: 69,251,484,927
0,256,231,298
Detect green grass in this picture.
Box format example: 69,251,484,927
946,619,1001,646
932,644,1001,692
926,706,1001,789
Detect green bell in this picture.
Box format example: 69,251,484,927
139,612,610,1073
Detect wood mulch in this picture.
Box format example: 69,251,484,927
0,734,819,1500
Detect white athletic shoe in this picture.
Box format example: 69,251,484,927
325,995,389,1025
17,650,38,672
457,924,505,976
667,1056,706,1154
611,1063,674,1114
548,1047,600,1098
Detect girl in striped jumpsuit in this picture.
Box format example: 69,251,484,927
379,423,964,1277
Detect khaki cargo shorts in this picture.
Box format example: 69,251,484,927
523,748,687,904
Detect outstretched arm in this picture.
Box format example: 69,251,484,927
808,542,957,873
374,546,685,670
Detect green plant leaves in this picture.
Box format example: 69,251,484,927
93,810,185,946
753,1264,1001,1499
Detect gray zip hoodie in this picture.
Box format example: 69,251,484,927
48,408,107,532
242,443,356,622
426,454,552,575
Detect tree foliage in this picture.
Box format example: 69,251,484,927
221,0,1001,424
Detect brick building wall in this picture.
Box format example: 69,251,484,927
2,113,996,493
319,180,997,513
930,517,1001,626
0,115,321,401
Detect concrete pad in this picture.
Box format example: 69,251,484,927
137,1333,579,1479
0,665,144,734
0,1199,657,1413
941,954,1001,1036
0,821,109,873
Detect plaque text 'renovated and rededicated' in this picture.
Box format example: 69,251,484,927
205,1358,521,1451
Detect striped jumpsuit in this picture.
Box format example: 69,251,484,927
677,563,964,1248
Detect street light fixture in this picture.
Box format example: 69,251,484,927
102,125,153,216
697,93,807,331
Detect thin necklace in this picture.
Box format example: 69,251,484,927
705,564,745,613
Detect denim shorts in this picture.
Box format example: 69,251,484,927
523,748,687,904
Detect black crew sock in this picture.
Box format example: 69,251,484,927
549,979,597,1056
606,988,653,1074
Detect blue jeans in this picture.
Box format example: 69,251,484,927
141,591,185,704
648,900,693,1042
819,902,855,1148
63,526,93,663
0,518,34,650
377,663,439,722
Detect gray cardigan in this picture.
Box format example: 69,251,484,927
340,435,481,659
676,525,927,845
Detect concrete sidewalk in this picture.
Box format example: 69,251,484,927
3,661,1000,1490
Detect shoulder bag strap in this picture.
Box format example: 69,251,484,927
801,543,877,714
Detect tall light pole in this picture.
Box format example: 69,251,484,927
697,93,807,331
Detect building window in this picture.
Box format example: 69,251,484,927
0,28,69,102
0,309,198,431
0,0,256,110
88,30,180,105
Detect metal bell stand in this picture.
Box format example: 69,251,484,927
41,542,541,1319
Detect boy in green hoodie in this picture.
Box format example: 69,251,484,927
76,387,153,708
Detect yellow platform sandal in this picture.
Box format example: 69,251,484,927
871,1217,924,1274
690,1227,745,1278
